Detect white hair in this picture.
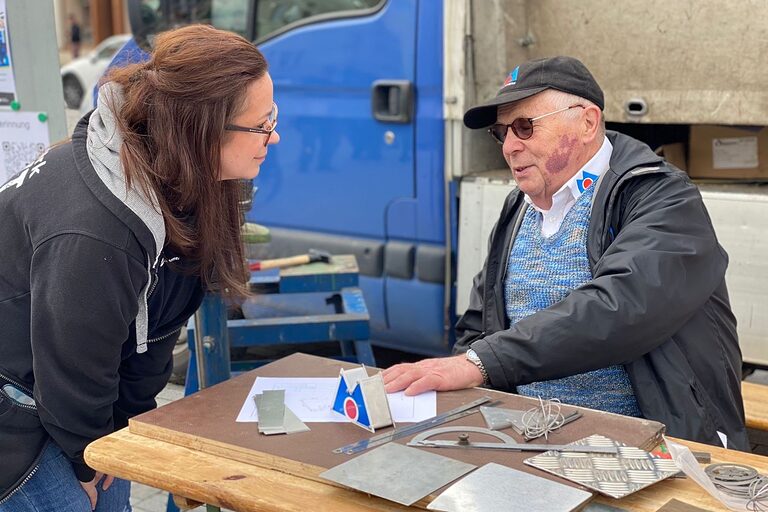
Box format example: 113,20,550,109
543,89,605,136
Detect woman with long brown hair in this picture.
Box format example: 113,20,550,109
0,25,278,511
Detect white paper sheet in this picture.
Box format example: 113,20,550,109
236,377,436,424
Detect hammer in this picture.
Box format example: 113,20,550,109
249,249,332,271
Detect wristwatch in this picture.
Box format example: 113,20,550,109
465,348,490,386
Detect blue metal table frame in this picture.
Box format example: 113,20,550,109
185,255,373,393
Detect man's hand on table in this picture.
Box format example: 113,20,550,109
382,354,484,395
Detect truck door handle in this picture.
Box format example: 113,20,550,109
372,80,413,123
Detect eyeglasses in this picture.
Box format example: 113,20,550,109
488,104,584,144
225,102,278,147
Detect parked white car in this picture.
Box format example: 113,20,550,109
60,34,132,112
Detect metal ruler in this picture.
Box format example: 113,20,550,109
333,396,493,455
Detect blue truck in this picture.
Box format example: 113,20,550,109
127,0,456,357
124,0,768,365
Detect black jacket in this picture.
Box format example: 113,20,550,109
0,116,204,500
454,131,749,450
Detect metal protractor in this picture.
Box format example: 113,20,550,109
407,426,619,454
333,396,494,455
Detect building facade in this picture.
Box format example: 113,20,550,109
53,0,129,49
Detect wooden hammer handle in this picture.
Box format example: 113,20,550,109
257,254,311,270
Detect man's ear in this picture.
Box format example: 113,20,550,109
582,105,602,143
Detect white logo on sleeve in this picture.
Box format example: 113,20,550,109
0,149,49,194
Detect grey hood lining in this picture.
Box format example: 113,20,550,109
85,82,166,354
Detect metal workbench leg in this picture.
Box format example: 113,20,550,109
353,340,376,367
186,293,231,394
339,288,375,366
339,339,376,366
339,339,354,360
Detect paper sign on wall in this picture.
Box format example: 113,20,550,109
0,111,50,185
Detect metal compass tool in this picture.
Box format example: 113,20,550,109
333,396,494,455
407,426,619,454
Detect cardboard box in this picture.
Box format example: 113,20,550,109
654,142,687,172
688,125,768,180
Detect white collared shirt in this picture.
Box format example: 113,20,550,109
524,136,613,237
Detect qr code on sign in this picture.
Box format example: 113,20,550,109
3,141,46,176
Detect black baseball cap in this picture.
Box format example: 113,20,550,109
463,56,604,129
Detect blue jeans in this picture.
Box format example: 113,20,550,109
0,441,131,512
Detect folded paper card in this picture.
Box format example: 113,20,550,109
332,366,393,432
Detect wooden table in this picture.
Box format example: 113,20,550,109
86,429,768,511
743,381,768,431
86,355,766,512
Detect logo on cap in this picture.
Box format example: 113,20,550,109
577,171,599,193
502,66,519,88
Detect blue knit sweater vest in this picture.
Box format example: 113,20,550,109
505,184,642,416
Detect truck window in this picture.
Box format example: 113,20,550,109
255,0,383,41
130,0,384,47
131,0,251,44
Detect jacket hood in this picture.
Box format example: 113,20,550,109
85,82,166,353
86,83,165,259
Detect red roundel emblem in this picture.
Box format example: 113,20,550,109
582,178,593,190
344,397,359,421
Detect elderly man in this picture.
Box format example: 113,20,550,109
383,56,748,450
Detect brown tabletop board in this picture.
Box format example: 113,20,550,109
129,353,665,496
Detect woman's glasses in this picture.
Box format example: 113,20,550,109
488,104,584,144
225,102,278,147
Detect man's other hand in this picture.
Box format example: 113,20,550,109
382,355,484,396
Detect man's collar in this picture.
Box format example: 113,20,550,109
566,135,612,197
524,136,613,212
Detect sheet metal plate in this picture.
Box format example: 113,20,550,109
427,462,593,512
524,434,679,499
320,443,476,506
254,390,310,435
256,390,285,432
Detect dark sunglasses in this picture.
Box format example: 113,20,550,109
488,104,584,144
224,102,278,147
